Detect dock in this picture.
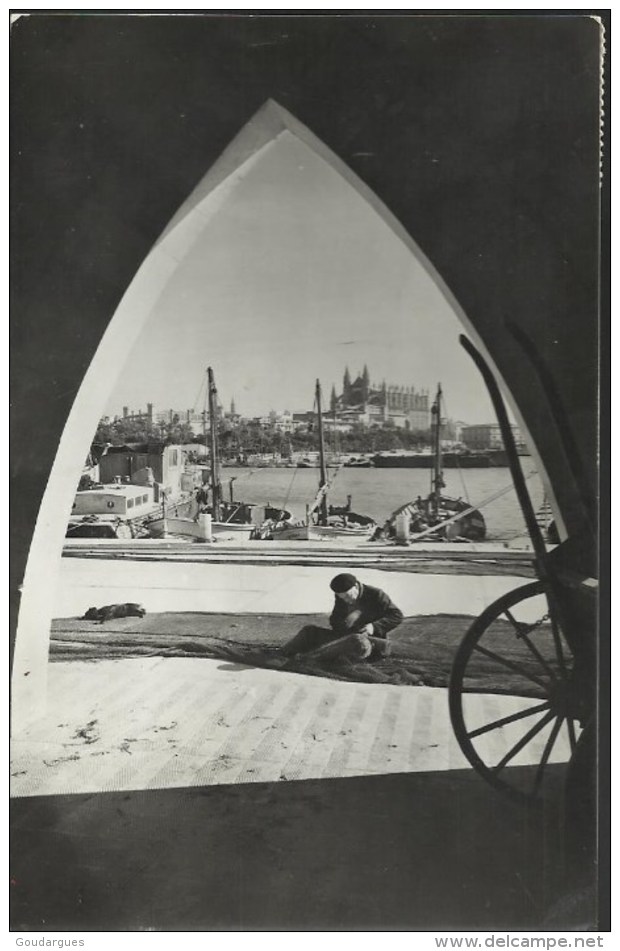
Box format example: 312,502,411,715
62,537,537,577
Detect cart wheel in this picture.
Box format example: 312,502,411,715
449,580,581,804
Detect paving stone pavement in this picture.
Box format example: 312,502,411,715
11,656,572,798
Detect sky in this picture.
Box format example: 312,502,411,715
104,132,496,425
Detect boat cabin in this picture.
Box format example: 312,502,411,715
72,483,155,518
98,443,184,498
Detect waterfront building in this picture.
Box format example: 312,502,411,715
118,403,154,427
269,410,297,433
461,423,526,451
154,408,207,431
330,366,431,431
291,410,317,429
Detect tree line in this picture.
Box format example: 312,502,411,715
93,416,433,457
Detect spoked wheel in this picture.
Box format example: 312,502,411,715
449,580,582,804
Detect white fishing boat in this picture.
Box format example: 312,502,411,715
66,482,158,539
147,368,256,542
258,380,376,542
383,384,487,542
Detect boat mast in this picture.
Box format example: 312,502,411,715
208,367,221,521
202,378,208,452
431,383,445,516
316,379,329,526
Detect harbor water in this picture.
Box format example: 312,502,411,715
222,461,545,541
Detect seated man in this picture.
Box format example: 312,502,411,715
282,573,404,663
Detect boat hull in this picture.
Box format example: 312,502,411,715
373,453,491,468
147,516,254,541
212,523,255,540
486,450,509,466
261,519,374,542
269,524,311,541
372,454,433,468
308,524,373,540
66,518,132,540
387,497,486,542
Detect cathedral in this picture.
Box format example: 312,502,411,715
330,366,430,431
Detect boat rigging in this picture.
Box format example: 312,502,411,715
147,367,255,540
384,383,487,542
256,379,376,541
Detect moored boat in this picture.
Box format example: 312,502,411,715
66,515,136,540
147,368,255,541
383,384,487,542
258,380,376,541
372,449,491,468
66,481,164,539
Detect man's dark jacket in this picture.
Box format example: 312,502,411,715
329,583,404,639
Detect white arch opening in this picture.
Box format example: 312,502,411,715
12,99,550,731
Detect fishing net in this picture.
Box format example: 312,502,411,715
48,611,484,689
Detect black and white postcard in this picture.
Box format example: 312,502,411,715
10,10,607,935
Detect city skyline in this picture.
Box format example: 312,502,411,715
102,132,498,428
102,366,474,427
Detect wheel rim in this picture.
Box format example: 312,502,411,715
449,580,580,804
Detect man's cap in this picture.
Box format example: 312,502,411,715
330,573,358,593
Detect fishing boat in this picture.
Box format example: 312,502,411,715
372,448,491,468
147,368,256,541
383,384,487,542
66,482,159,539
66,514,136,540
257,380,376,541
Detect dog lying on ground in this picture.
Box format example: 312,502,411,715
81,603,146,622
